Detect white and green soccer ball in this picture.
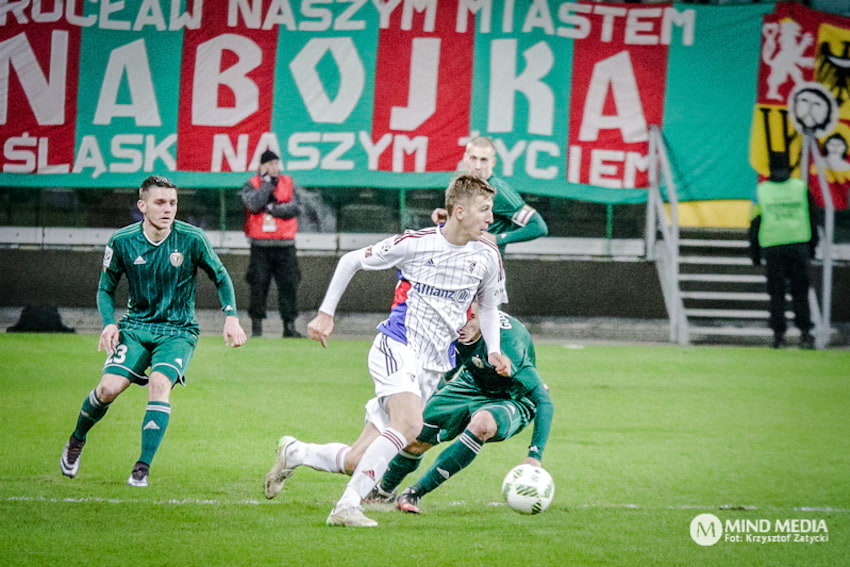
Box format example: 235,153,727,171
501,464,554,515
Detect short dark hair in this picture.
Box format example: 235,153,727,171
139,175,177,199
445,174,495,215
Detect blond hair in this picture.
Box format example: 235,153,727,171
445,174,495,215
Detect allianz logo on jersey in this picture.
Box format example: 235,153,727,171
412,282,471,304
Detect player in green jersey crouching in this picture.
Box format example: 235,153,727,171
368,302,554,514
60,176,247,487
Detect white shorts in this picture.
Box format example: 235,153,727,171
364,333,442,431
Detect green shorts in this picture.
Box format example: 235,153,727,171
102,328,198,386
418,376,534,446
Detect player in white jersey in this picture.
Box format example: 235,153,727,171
263,175,510,527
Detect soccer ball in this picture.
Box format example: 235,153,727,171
501,464,554,515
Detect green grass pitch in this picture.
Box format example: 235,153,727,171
1,333,848,566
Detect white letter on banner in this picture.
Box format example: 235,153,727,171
144,134,177,171
457,0,491,33
110,134,144,172
390,38,439,131
301,0,332,31
262,0,297,30
556,3,592,39
100,0,131,31
662,7,694,46
134,0,168,31
594,5,626,43
493,139,525,177
392,135,427,172
402,0,436,32
0,1,28,25
590,149,623,188
65,0,96,26
522,0,554,34
579,51,646,143
192,34,260,127
625,8,661,46
229,0,261,28
335,0,366,30
290,38,363,124
94,40,161,126
3,133,37,173
212,133,249,172
72,135,107,178
373,0,402,29
526,140,558,179
287,132,321,170
0,31,67,125
171,0,203,30
487,40,553,136
33,0,63,23
358,131,393,170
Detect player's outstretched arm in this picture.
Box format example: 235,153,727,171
307,312,334,348
98,324,119,354
223,315,247,347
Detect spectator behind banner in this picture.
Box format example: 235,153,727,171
431,136,548,256
749,151,820,349
241,150,303,338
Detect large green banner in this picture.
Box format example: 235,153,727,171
0,1,843,204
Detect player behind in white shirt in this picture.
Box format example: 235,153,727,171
263,174,510,527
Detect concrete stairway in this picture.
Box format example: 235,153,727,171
677,228,806,345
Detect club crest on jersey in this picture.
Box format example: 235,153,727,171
471,355,485,369
169,251,184,267
467,261,477,273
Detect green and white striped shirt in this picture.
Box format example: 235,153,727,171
97,220,238,338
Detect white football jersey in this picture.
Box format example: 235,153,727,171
361,226,507,372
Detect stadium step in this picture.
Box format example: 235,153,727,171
674,228,824,346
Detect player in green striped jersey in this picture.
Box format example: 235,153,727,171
432,136,549,256
60,176,247,487
370,303,554,514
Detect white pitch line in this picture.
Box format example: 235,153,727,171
4,496,849,513
3,496,265,506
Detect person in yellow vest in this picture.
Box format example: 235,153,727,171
241,150,302,338
749,152,820,349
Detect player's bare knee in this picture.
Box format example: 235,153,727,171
96,374,128,402
468,410,497,441
398,416,423,442
147,373,172,401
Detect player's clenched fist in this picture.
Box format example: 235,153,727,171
488,352,512,376
307,312,335,348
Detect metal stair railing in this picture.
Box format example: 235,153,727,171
803,134,835,350
646,126,688,345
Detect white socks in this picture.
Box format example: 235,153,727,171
290,441,350,474
336,428,407,509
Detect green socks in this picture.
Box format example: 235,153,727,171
138,401,171,466
380,449,424,493
414,430,483,496
73,390,111,440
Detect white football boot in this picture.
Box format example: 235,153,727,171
263,435,297,499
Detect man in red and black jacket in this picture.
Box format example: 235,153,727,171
241,150,302,338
